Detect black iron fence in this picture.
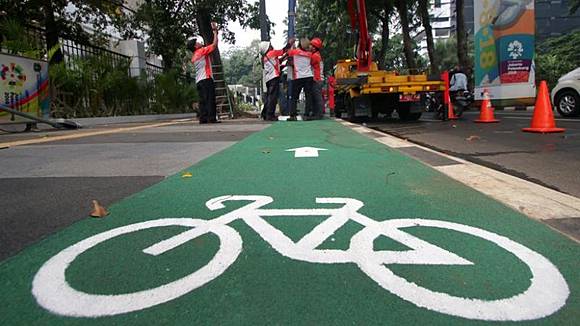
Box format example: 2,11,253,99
1,23,197,118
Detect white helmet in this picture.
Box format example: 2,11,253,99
259,41,271,56
186,35,203,51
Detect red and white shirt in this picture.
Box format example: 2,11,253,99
311,51,324,82
191,43,216,83
263,49,284,83
287,48,313,80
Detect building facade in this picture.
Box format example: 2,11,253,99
418,0,580,54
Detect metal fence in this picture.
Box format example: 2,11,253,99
60,38,130,71
1,23,198,118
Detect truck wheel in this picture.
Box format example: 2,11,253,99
397,107,422,121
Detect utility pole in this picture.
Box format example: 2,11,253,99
287,0,296,116
259,0,270,41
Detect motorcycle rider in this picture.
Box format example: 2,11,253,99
450,65,468,94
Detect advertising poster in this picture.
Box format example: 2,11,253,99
474,0,536,104
0,54,50,123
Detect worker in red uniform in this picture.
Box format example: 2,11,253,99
310,37,324,120
187,22,219,124
327,75,336,116
287,38,314,121
259,38,294,121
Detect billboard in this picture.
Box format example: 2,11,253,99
0,53,50,123
474,0,535,105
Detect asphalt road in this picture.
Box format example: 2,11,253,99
364,110,580,198
0,119,269,261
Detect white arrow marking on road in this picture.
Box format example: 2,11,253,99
286,147,328,158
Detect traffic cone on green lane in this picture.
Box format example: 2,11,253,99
522,81,565,133
475,90,499,123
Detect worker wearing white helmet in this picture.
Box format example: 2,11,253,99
187,22,219,124
260,38,294,121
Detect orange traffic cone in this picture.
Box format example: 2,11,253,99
90,200,109,218
522,81,565,133
475,90,499,123
446,92,458,120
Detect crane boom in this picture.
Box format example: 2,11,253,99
347,0,373,72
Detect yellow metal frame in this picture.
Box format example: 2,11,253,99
334,60,445,98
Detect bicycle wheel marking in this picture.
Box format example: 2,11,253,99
32,219,242,318
351,219,570,321
32,196,570,321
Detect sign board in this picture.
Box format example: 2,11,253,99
474,0,535,104
0,53,50,123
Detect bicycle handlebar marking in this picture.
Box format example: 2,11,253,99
32,195,569,321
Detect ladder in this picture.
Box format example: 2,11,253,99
212,64,234,119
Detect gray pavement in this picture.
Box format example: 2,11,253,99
0,118,269,260
364,110,580,198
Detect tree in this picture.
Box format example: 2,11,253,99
536,30,580,88
295,0,364,76
223,40,261,87
394,0,416,71
1,0,122,63
571,0,580,14
368,0,394,70
456,0,470,73
417,0,438,74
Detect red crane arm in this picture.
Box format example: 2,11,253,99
347,0,373,72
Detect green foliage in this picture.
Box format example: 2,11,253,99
49,56,196,118
223,40,261,87
296,0,357,75
536,30,580,89
0,18,43,59
151,70,198,114
375,34,427,73
0,0,120,46
570,0,580,14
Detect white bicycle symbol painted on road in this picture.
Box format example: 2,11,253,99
33,195,569,321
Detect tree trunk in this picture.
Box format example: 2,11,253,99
395,0,416,71
456,0,470,75
418,0,438,75
377,2,391,70
44,0,63,64
259,0,270,41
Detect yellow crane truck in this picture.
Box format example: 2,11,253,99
334,0,446,121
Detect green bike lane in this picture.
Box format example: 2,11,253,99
0,120,578,325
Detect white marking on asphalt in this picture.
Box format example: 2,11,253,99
33,195,569,320
286,147,328,158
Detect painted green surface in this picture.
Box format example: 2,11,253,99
0,120,578,325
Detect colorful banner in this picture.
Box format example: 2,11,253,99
0,54,50,123
474,0,535,103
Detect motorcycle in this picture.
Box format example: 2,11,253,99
429,90,474,121
451,90,474,118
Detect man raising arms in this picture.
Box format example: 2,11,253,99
188,22,220,124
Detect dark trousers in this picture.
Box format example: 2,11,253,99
196,78,216,122
311,81,324,118
289,77,313,117
265,77,280,119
